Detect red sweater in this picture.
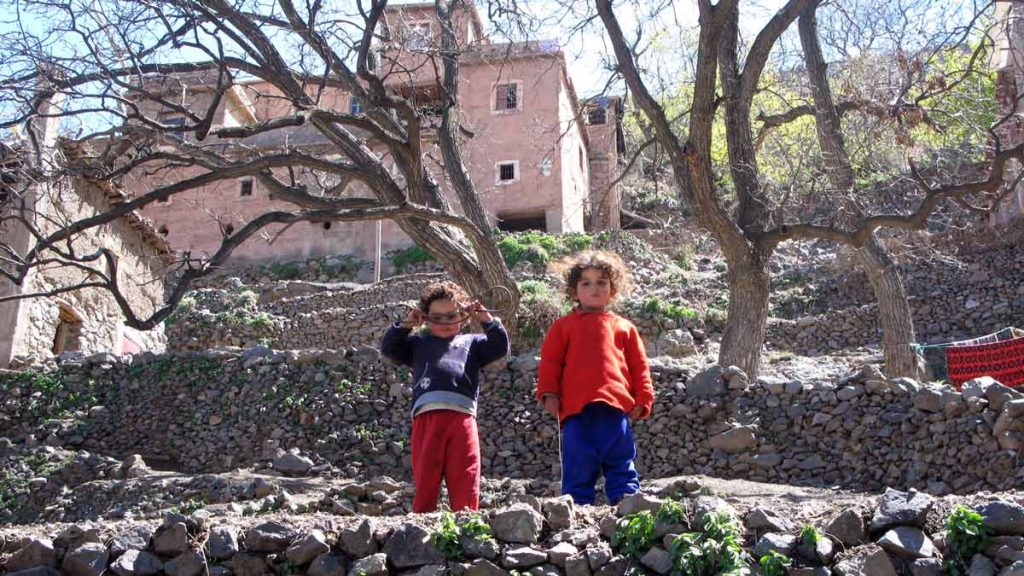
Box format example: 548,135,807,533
536,309,654,422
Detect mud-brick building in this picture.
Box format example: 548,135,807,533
133,2,625,264
0,98,172,368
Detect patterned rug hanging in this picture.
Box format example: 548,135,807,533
945,336,1024,388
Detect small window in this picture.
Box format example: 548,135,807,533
158,225,169,236
52,306,82,355
163,117,187,141
224,224,235,235
322,222,332,230
495,83,519,111
240,179,254,197
587,107,607,125
407,22,431,51
350,97,364,116
497,161,518,184
156,195,170,204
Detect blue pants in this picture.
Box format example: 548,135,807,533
561,402,641,505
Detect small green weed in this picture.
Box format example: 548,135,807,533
656,499,688,525
171,497,206,515
800,524,821,547
667,510,748,576
676,244,694,270
758,550,791,576
944,505,991,575
614,510,656,558
431,512,494,559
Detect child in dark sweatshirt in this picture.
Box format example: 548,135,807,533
381,281,509,512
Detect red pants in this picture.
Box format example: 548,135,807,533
411,410,480,513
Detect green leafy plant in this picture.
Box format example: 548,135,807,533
614,510,657,558
944,505,991,575
800,524,821,547
656,499,688,525
758,550,791,576
667,511,749,576
268,261,301,280
431,512,494,559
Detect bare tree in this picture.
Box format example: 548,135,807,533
0,0,520,330
596,0,1019,377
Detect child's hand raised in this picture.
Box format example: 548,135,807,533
466,300,494,324
542,394,560,418
400,308,423,329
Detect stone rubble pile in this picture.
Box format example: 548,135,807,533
4,485,1024,576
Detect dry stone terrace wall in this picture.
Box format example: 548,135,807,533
3,352,1024,494
768,276,1024,355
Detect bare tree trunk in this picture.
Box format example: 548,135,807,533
798,7,921,379
855,241,921,378
719,249,771,378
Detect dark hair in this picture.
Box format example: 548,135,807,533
418,281,469,313
555,250,632,302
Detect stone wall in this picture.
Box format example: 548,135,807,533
3,352,1023,494
768,274,1024,354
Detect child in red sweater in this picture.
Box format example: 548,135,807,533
536,251,654,505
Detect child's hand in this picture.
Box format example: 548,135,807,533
627,405,646,420
542,395,560,418
466,300,494,324
400,309,423,329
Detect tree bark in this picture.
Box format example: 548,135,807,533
718,248,772,378
798,7,921,379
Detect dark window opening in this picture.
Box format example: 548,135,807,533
240,179,254,197
224,224,235,235
587,107,607,125
498,163,516,182
322,222,332,230
158,225,169,236
495,83,518,111
157,195,170,203
498,212,546,233
52,307,82,355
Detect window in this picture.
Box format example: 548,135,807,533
350,97,364,116
158,225,169,236
224,224,235,235
322,222,332,230
156,195,170,204
587,107,607,125
163,117,187,141
494,83,519,112
240,179,254,197
496,161,518,184
407,22,432,51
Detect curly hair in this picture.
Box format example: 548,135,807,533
418,281,470,313
553,250,632,303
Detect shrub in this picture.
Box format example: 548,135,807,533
704,308,727,333
656,498,688,525
676,243,695,271
390,245,436,272
268,261,301,280
496,231,594,269
632,296,699,323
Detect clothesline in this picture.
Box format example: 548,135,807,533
913,327,1022,353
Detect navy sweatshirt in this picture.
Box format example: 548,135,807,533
380,320,510,416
